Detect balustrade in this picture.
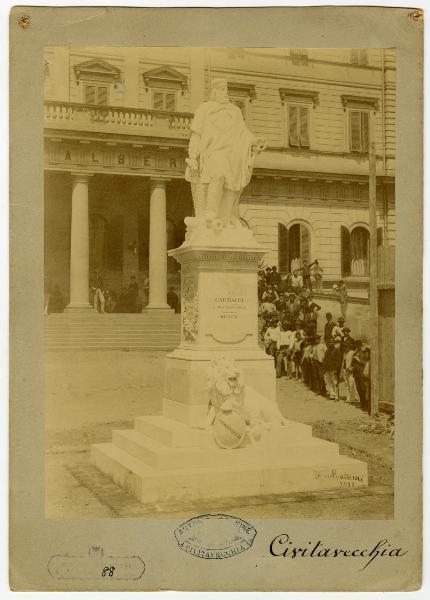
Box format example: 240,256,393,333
44,100,192,138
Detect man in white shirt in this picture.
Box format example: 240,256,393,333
291,270,303,291
264,318,280,365
332,317,346,340
275,321,294,378
342,339,358,403
312,334,327,396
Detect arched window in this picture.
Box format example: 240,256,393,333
340,225,369,277
104,215,123,271
351,226,369,275
278,221,311,273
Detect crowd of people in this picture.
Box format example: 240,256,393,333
258,265,371,414
258,262,348,316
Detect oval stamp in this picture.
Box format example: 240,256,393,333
174,514,257,559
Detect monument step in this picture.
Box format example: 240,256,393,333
134,415,217,448
134,415,314,448
111,427,339,471
91,442,367,504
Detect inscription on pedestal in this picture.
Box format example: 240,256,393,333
205,276,254,344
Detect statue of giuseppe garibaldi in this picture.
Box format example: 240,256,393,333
185,78,266,233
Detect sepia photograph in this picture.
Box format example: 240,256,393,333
42,45,396,520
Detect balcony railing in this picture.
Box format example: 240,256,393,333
44,101,192,139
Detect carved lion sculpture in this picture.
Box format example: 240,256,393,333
199,357,285,438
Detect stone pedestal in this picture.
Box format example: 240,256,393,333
91,227,368,506
164,235,274,426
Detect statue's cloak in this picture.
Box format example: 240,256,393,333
185,100,255,192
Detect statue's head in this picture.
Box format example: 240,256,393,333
210,78,229,104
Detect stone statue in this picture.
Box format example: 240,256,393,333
198,357,285,441
185,78,266,238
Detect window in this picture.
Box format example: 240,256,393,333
288,104,310,148
349,110,370,153
341,225,369,277
152,89,176,112
278,222,311,274
341,95,378,154
279,89,318,149
74,59,121,106
84,84,108,106
350,49,368,66
278,224,288,273
143,66,188,112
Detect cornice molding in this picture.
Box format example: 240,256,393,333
279,88,319,107
227,82,256,101
142,65,188,94
74,58,121,84
341,94,379,113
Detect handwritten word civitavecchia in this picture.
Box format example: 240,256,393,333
270,534,407,570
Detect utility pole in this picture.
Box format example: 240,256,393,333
369,141,379,415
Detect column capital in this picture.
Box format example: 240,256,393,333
150,176,170,188
71,172,94,183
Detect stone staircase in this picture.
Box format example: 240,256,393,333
44,313,181,351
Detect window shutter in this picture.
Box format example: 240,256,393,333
153,91,164,110
377,227,383,246
165,93,176,112
278,224,289,273
361,111,370,153
288,105,299,147
85,85,96,105
97,86,108,106
341,226,351,277
299,106,310,147
350,110,361,152
300,225,310,264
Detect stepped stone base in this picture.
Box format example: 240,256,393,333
91,415,368,505
90,241,368,506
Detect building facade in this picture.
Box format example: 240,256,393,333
44,47,396,309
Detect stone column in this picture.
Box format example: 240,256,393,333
66,173,92,311
144,178,172,312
